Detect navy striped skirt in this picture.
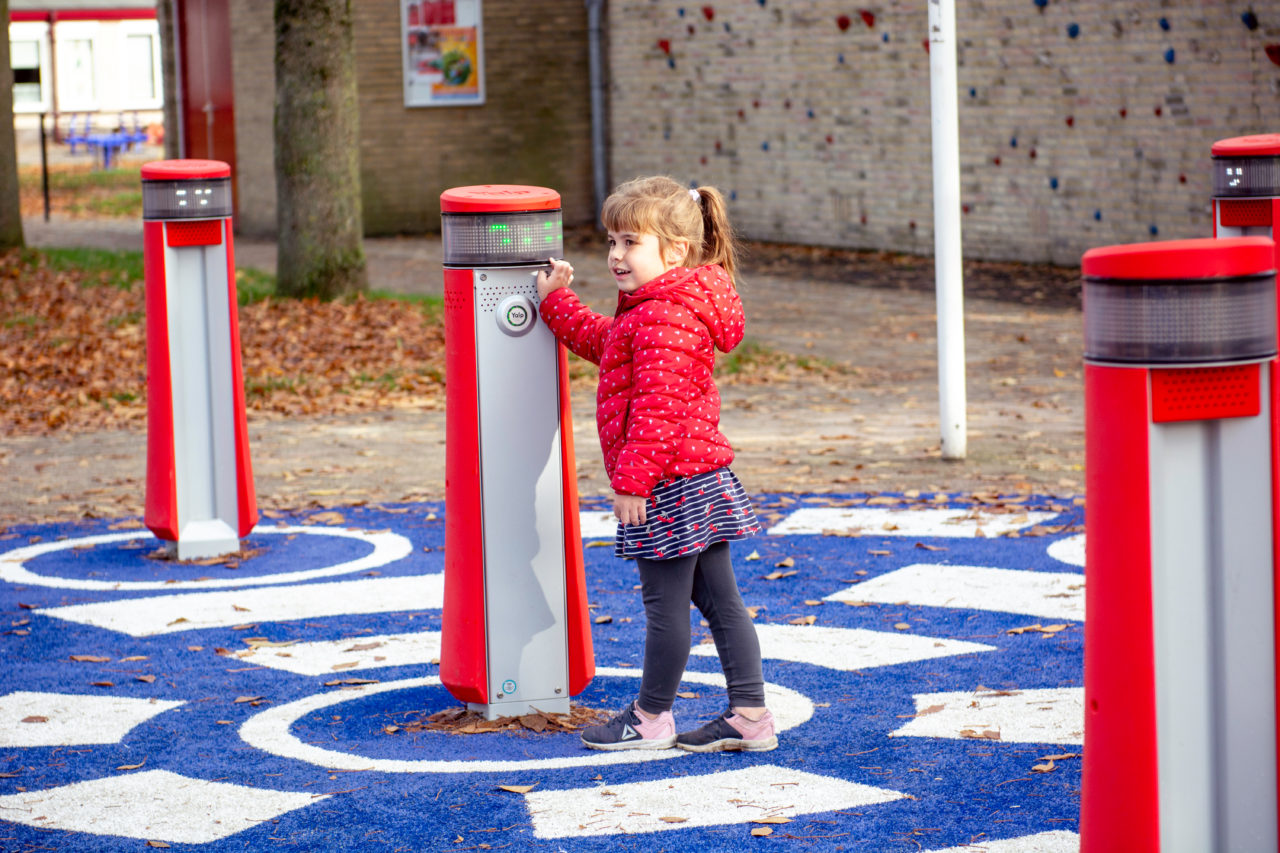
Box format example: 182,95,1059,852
615,468,760,560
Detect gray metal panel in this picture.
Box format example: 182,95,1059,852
473,266,568,717
1150,370,1277,852
164,238,239,558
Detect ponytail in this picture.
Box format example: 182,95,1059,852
690,186,739,284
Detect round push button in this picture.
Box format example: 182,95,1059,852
495,294,536,337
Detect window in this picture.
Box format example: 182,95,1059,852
123,33,156,101
10,38,41,106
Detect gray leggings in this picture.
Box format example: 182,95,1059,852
635,541,766,713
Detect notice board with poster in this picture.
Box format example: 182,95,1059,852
401,0,485,107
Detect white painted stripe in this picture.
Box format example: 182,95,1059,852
239,631,442,676
526,764,906,838
0,525,414,591
926,830,1080,852
0,769,322,843
0,692,185,747
580,510,617,539
767,506,1058,537
891,688,1084,745
37,574,445,637
1047,533,1085,568
690,624,995,671
827,564,1085,622
239,668,813,774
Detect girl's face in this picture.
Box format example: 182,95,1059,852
606,230,688,293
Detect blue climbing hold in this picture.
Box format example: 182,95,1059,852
1067,22,1080,39
838,53,845,64
1093,210,1103,221
1050,177,1059,190
1243,11,1259,31
1149,224,1159,236
677,7,685,16
882,32,890,43
969,87,977,97
730,190,738,201
757,0,765,6
1033,0,1048,7
1010,137,1018,148
668,57,676,69
1164,48,1176,63
724,22,731,32
762,141,770,151
1159,17,1170,31
807,109,816,119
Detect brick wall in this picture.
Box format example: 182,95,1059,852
227,0,596,238
606,0,1280,265
227,0,1279,263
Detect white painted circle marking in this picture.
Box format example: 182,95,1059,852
1047,533,1085,568
238,667,814,774
0,525,414,591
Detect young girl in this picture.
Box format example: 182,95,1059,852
535,176,776,753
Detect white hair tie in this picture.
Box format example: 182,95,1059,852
689,188,701,203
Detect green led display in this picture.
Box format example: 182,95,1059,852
442,209,564,266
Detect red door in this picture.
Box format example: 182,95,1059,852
175,0,238,215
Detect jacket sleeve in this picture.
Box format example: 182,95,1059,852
538,287,612,366
610,304,705,497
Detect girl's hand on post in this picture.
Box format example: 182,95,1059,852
536,258,574,301
613,493,648,526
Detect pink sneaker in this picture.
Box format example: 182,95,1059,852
581,701,677,751
676,708,778,752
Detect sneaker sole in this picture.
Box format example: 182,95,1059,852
676,735,778,753
581,735,677,751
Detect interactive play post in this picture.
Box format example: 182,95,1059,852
1212,133,1280,293
142,159,257,560
1081,237,1279,851
440,185,593,720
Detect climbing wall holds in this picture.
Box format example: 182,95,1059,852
1093,210,1103,221
837,14,851,31
1067,22,1080,38
1158,17,1170,31
1050,177,1060,190
1065,115,1075,127
658,39,671,54
860,10,876,28
702,6,714,22
1164,48,1176,63
1266,45,1280,66
1242,11,1259,31
1149,225,1159,236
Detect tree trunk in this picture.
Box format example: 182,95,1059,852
155,0,181,161
0,0,26,250
273,0,366,299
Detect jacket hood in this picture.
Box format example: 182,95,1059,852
616,264,745,353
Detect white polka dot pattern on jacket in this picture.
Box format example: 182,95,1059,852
537,264,744,498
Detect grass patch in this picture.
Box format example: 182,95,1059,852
364,289,443,320
29,247,145,289
19,165,139,192
235,267,277,305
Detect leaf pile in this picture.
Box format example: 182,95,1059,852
396,705,610,736
0,250,448,435
0,249,839,437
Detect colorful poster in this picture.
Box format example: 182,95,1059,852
400,0,484,107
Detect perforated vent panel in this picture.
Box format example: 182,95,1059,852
1150,363,1262,423
476,275,538,316
165,219,223,247
1219,199,1275,228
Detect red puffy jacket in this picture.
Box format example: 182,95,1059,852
539,264,745,498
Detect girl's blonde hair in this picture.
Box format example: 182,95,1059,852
601,176,740,284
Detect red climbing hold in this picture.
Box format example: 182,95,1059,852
1065,115,1075,127
658,39,671,54
702,5,714,21
837,14,851,31
1266,44,1280,66
860,10,875,27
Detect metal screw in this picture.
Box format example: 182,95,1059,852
479,274,488,281
555,688,562,694
497,693,504,699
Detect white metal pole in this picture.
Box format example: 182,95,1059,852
928,0,967,460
